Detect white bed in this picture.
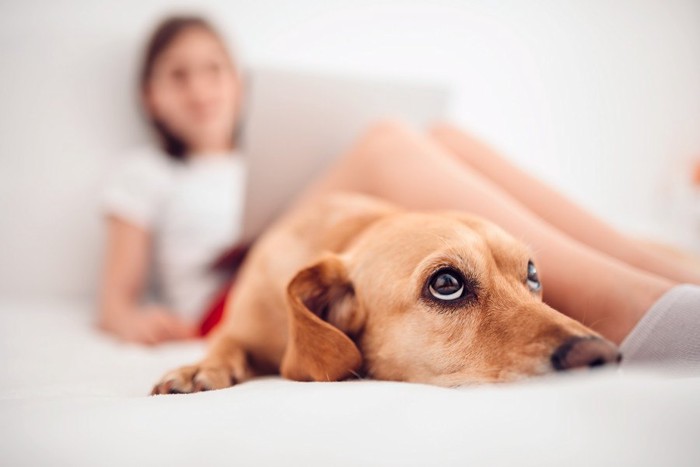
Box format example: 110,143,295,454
1,299,699,466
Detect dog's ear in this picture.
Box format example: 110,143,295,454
280,254,364,382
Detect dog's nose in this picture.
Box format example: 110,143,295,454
551,336,621,371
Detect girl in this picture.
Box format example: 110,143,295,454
99,16,246,344
99,15,699,365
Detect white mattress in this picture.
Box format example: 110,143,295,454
1,299,699,466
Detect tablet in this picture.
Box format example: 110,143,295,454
238,66,451,242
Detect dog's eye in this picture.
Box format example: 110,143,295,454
428,269,464,301
527,260,541,292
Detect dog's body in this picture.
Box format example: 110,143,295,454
152,192,619,394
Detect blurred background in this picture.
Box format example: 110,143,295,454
0,0,699,302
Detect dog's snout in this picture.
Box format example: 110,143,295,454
551,336,621,371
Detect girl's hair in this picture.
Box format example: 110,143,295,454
139,15,242,161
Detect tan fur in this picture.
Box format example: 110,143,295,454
152,192,609,394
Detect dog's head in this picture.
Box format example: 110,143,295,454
281,210,620,386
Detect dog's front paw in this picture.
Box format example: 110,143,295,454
150,364,236,395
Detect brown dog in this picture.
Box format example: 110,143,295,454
151,192,620,394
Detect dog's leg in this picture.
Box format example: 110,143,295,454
151,334,253,395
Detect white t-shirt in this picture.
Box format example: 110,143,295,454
101,146,247,322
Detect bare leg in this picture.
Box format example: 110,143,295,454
427,121,700,285
292,120,675,345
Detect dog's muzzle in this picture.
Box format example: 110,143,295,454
551,336,622,371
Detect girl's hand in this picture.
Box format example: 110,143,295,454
99,306,199,345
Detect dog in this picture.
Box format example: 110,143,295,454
151,191,620,394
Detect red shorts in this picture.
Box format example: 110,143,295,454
198,242,251,337
198,279,236,337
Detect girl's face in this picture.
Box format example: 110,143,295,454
144,26,241,155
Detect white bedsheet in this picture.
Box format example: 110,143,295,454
1,299,699,467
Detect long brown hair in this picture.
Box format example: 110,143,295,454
139,15,243,161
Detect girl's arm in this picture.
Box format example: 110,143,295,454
98,216,197,345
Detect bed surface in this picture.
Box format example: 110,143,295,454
1,299,698,466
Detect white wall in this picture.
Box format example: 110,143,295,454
1,0,699,301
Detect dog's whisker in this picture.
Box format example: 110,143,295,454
585,315,612,330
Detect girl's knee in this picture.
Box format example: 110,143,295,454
365,117,416,138
345,117,417,165
426,120,460,142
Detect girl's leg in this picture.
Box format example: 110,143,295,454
427,121,700,285
292,120,675,345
